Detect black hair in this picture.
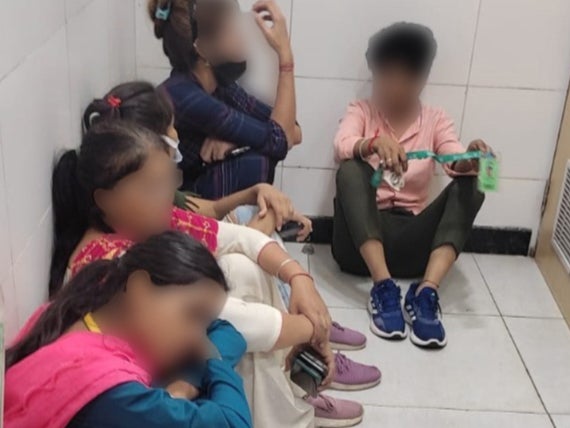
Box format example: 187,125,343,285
83,81,174,135
7,231,228,369
148,0,237,72
366,22,437,76
50,122,170,296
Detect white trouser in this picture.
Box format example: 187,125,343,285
218,254,314,428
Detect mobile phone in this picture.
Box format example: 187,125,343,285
226,146,251,158
278,221,302,240
291,359,321,397
297,350,328,378
290,350,328,397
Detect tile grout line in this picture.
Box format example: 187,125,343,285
459,0,483,138
359,402,550,416
473,255,557,427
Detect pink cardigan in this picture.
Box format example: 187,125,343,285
334,100,470,214
4,332,151,428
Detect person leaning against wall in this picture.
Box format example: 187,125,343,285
149,0,302,200
332,23,493,349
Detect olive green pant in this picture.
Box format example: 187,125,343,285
332,159,485,278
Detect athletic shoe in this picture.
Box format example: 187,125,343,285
330,352,381,391
306,394,364,427
330,322,367,350
404,283,447,348
368,279,406,339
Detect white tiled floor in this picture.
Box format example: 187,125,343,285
285,243,570,428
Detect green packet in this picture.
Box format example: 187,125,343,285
478,156,500,192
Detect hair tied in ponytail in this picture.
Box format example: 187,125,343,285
155,0,172,21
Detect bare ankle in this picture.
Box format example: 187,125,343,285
417,280,438,296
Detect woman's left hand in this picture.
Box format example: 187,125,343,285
289,276,332,353
290,212,313,242
255,183,295,229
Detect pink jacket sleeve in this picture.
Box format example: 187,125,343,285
433,109,474,177
334,101,367,162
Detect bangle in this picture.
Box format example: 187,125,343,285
276,258,296,279
367,138,376,156
279,62,295,73
358,139,367,159
287,272,314,284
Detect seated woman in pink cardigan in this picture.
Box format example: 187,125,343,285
333,23,492,349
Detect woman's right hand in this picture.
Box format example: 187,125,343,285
371,135,408,176
252,0,292,59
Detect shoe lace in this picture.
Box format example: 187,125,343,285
418,291,442,321
335,352,350,374
373,283,401,312
332,321,344,331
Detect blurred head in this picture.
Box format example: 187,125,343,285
148,0,247,84
83,81,181,162
50,122,179,295
8,231,229,374
366,23,437,114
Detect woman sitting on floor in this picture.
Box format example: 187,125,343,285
5,232,252,428
333,23,492,348
149,0,301,199
48,121,365,427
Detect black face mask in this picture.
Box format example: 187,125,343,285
212,61,247,86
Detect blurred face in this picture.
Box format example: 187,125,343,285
94,146,179,241
122,271,227,373
371,63,427,114
197,6,247,65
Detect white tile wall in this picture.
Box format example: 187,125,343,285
135,0,570,249
0,0,136,341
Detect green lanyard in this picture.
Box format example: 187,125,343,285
371,150,498,192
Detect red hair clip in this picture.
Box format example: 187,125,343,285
107,95,122,108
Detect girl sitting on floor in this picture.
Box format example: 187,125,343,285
5,232,252,428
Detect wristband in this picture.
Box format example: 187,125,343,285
279,62,295,73
287,272,314,285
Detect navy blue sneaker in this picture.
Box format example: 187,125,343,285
368,279,406,339
404,283,447,348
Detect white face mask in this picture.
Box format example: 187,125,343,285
162,135,183,164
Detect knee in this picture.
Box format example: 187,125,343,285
450,177,485,211
336,159,369,191
217,254,271,301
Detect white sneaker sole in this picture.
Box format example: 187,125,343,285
329,376,381,391
367,301,407,339
330,341,366,351
315,413,364,427
403,308,447,349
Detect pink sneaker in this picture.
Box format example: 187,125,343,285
330,322,367,351
330,352,382,391
306,394,364,427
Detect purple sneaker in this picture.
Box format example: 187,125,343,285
330,352,382,391
306,394,364,427
330,322,367,351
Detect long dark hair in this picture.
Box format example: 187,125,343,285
83,81,174,135
8,231,228,369
147,0,237,72
50,122,170,296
